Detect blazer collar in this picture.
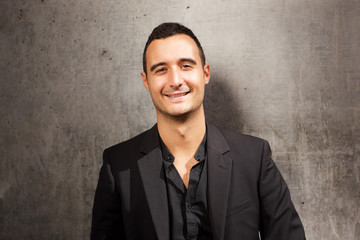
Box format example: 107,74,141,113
206,122,230,153
139,124,160,154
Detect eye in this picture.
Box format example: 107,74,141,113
181,64,193,69
155,68,166,74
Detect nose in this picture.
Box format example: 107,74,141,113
168,69,183,88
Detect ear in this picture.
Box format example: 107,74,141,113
141,72,149,91
203,64,210,85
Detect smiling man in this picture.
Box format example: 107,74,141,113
91,23,306,240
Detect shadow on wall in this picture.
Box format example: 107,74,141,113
204,73,248,134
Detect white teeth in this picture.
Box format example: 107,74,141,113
168,93,187,98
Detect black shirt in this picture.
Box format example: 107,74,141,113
160,133,212,240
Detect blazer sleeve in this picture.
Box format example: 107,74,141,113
258,140,306,240
91,149,126,240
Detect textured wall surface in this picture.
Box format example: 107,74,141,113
1,0,359,239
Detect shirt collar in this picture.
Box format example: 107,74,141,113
159,130,207,163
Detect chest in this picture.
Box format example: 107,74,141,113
173,156,199,188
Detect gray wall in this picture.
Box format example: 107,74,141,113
1,0,359,239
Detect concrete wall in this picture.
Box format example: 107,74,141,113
1,0,359,239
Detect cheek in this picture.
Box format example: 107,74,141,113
182,72,200,85
189,73,205,87
183,71,198,78
148,77,163,89
151,82,168,96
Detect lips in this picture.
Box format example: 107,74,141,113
164,91,190,98
166,92,189,98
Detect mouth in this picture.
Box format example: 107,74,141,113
165,91,190,98
164,90,191,101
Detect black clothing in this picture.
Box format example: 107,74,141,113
91,123,306,240
160,133,212,240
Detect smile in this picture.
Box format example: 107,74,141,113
164,91,190,98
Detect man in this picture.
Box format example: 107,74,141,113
91,22,306,240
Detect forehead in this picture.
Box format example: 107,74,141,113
145,34,201,64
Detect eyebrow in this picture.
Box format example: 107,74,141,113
150,62,166,72
150,58,198,72
179,58,197,65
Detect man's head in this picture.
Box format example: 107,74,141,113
141,23,210,119
142,22,206,75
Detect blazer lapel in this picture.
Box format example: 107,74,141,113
207,123,232,240
137,125,169,240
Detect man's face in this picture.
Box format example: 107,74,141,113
141,34,210,118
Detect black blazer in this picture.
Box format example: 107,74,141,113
91,123,305,240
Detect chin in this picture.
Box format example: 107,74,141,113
155,102,204,119
165,107,203,119
167,111,191,118
155,107,189,118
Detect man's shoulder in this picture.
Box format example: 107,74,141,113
210,124,270,166
210,123,266,147
105,124,158,154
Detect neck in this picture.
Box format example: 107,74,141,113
156,106,206,157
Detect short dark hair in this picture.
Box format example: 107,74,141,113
142,22,206,74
